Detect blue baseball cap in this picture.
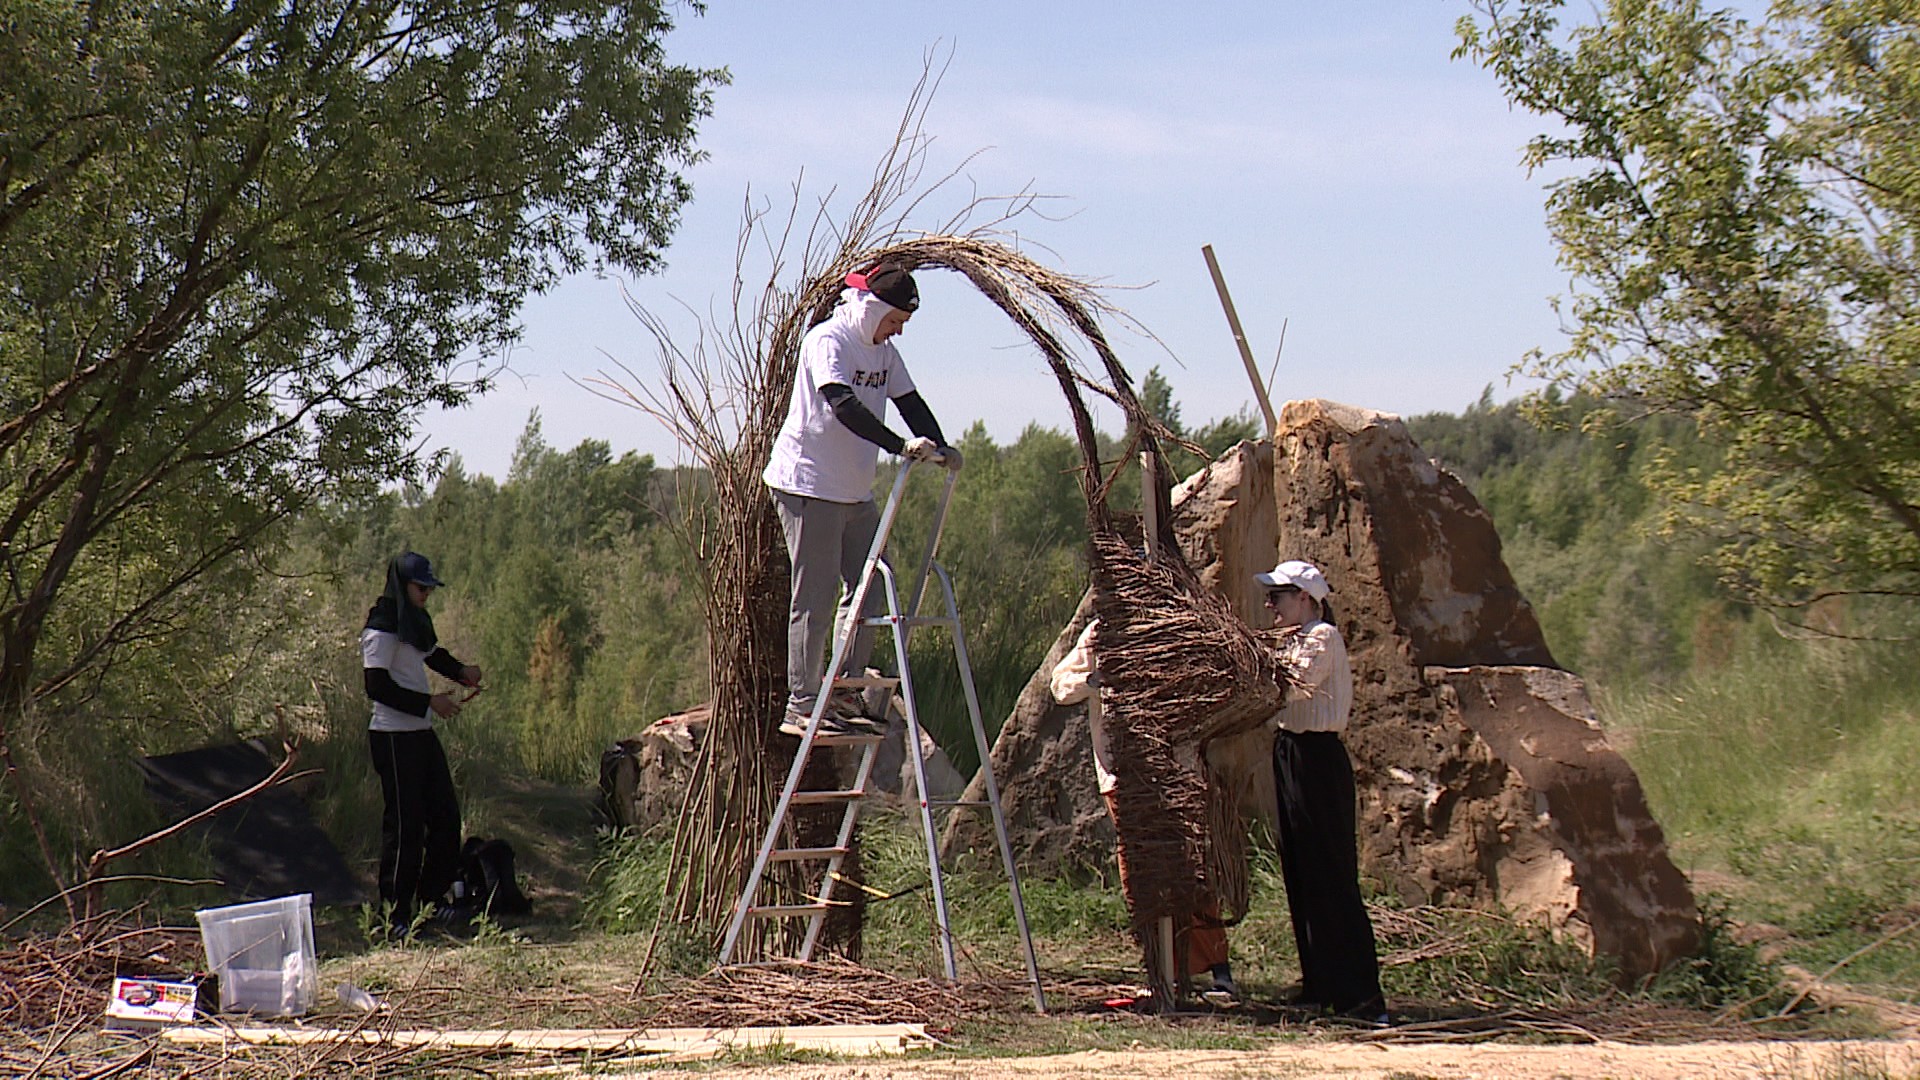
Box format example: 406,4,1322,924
396,551,445,587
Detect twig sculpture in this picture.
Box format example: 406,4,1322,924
592,65,1290,995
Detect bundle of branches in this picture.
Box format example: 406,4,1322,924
591,72,1045,959
592,59,1151,963
1087,532,1291,1000
0,914,197,1032
834,236,1292,997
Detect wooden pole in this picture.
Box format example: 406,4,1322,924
1139,451,1160,558
1201,244,1279,438
1157,915,1178,1002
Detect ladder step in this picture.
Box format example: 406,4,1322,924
790,789,867,804
830,674,899,689
746,903,837,918
859,615,954,629
812,732,884,747
927,798,993,808
769,846,849,862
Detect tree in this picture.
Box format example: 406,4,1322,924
1458,0,1920,616
1139,365,1261,477
0,0,722,718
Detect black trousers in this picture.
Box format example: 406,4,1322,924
1273,729,1383,1013
368,728,462,924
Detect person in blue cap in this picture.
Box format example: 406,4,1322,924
362,551,483,934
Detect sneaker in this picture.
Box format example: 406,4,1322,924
828,687,877,716
427,903,477,936
827,689,885,731
1199,962,1238,1006
1209,963,1237,995
779,710,851,738
1331,996,1390,1024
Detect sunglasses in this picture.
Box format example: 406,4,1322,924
1264,586,1302,604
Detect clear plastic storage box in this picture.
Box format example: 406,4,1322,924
195,893,317,1016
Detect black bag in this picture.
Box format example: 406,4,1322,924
459,837,533,916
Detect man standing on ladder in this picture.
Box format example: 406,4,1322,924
762,260,962,738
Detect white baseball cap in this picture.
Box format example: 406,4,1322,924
1254,559,1329,600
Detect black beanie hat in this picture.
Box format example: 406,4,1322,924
847,261,919,313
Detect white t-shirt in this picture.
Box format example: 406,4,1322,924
761,289,917,504
1267,619,1353,733
362,627,434,733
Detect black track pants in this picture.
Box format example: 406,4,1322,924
1272,728,1383,1013
368,728,462,924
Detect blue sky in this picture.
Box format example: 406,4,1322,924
425,2,1571,479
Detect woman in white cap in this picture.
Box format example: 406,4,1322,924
1257,559,1385,1020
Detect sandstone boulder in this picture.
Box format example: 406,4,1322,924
1274,398,1698,976
940,594,1118,877
599,703,708,831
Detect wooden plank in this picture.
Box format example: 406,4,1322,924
770,846,850,861
162,1022,932,1056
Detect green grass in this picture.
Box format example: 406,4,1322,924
1601,630,1920,1003
578,807,1791,1020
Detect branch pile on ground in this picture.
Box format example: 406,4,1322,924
0,915,198,1032
651,956,974,1028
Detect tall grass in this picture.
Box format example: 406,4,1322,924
1601,628,1920,998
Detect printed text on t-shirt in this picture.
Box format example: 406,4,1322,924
851,369,889,388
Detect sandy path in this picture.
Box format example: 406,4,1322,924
675,1038,1920,1079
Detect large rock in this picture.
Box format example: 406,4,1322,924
940,594,1118,877
599,704,709,831
1425,665,1699,977
955,399,1702,978
1269,399,1699,977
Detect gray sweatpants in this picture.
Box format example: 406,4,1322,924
771,488,888,715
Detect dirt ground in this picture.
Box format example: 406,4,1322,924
656,1038,1920,1079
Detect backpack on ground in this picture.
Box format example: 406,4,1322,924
458,836,533,916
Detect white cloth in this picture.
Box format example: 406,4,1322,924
1267,619,1352,733
762,289,917,504
362,627,434,733
1049,620,1117,794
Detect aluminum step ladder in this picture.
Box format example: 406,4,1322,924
718,460,1046,1012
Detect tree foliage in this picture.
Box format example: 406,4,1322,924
1458,0,1920,614
0,0,721,714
